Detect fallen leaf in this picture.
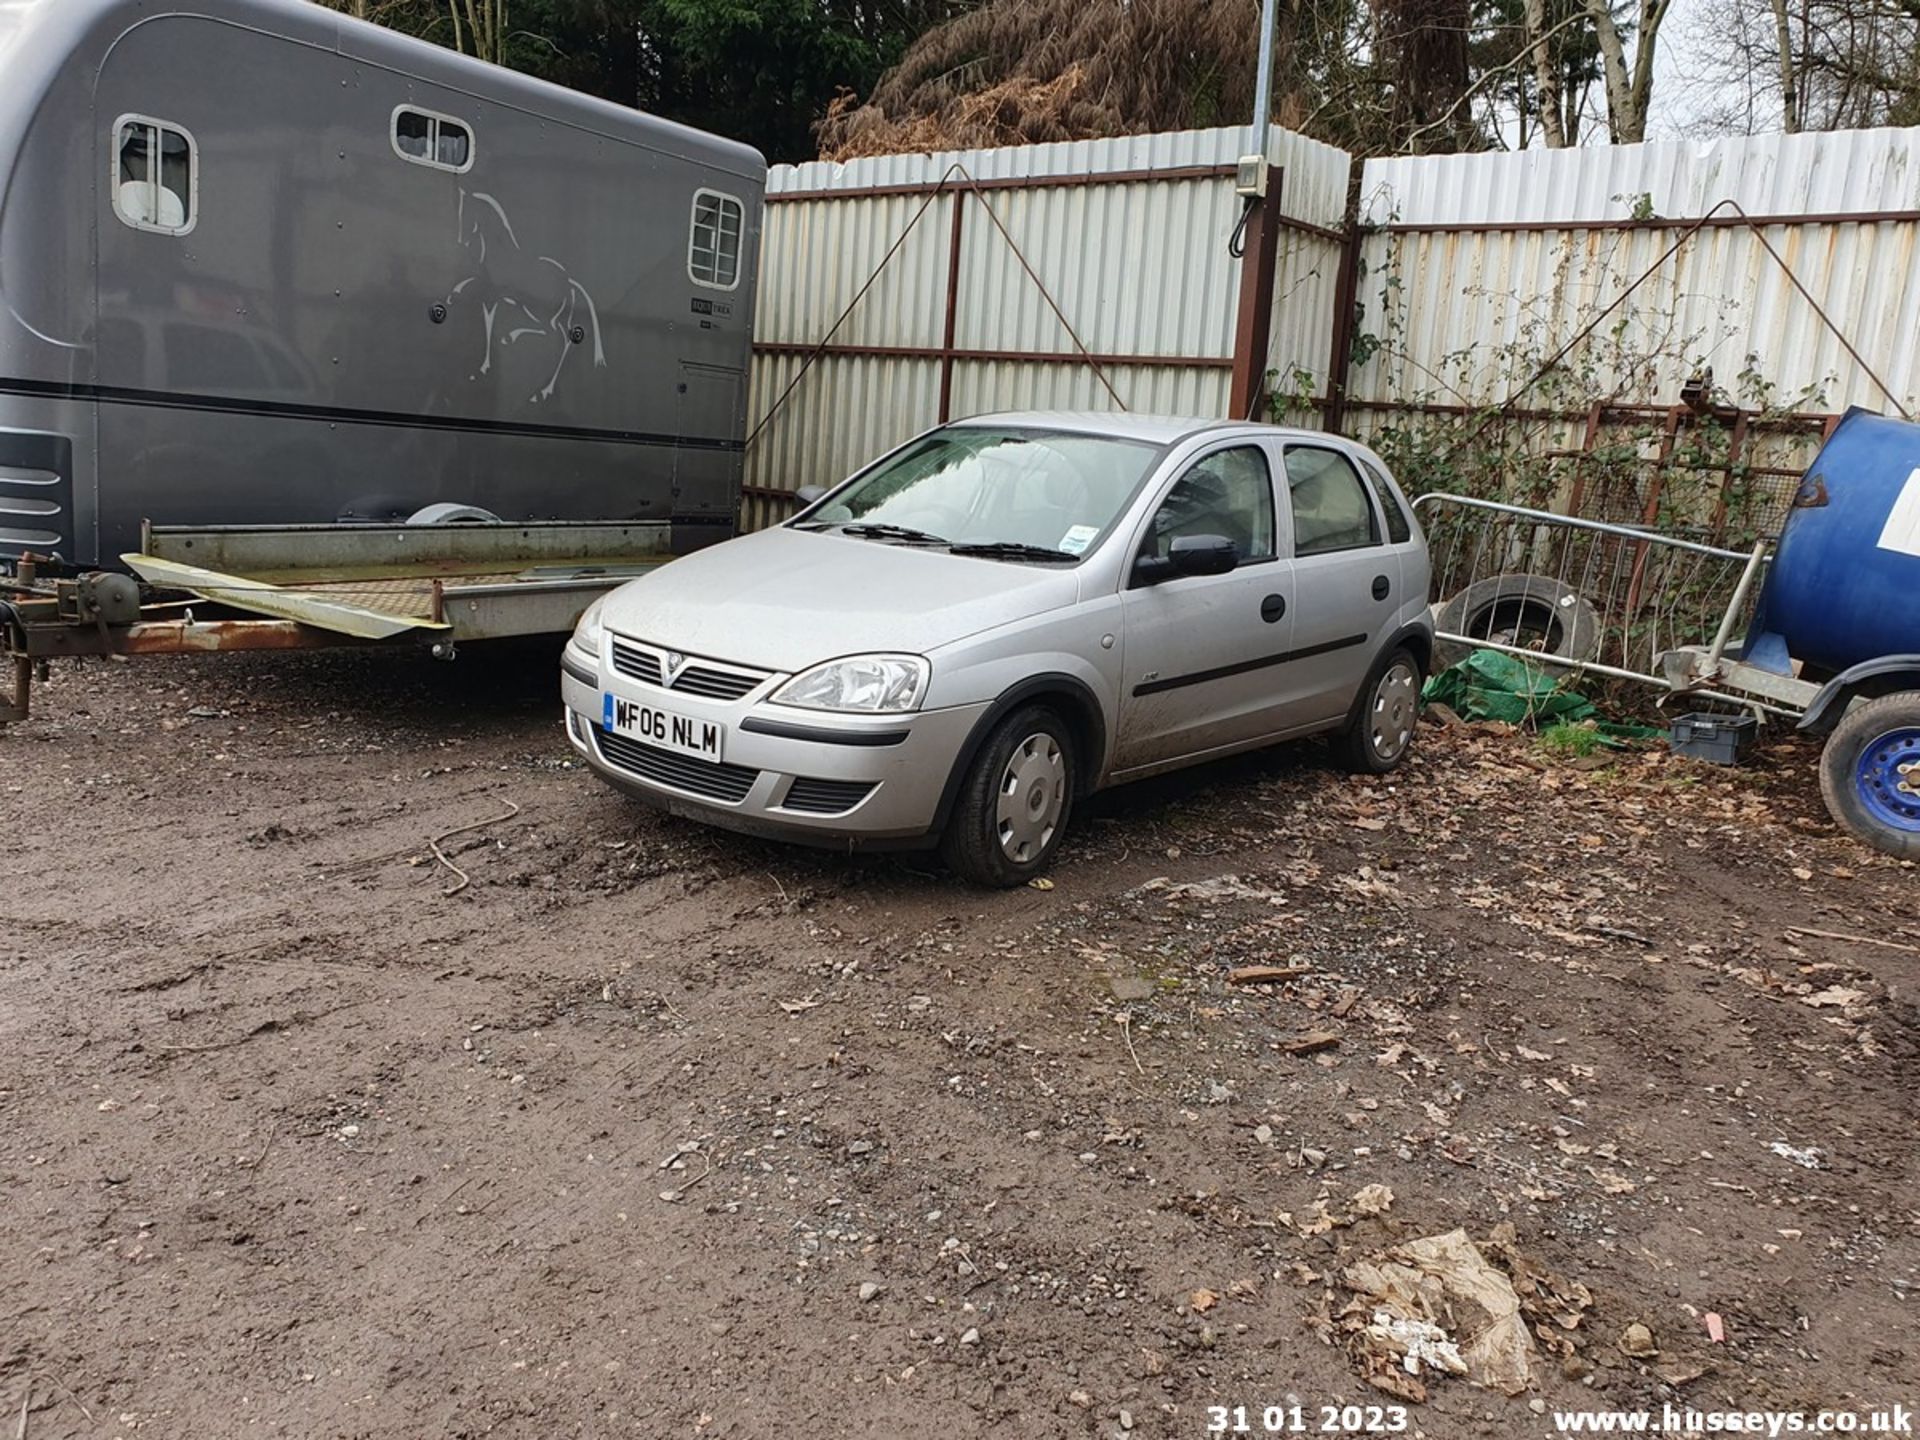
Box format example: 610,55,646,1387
1351,1183,1394,1217
1028,877,1055,891
1229,964,1311,985
1190,1287,1219,1312
1587,1167,1637,1195
1283,1031,1341,1056
777,997,822,1015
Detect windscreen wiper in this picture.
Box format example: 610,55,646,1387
836,523,951,545
947,541,1079,562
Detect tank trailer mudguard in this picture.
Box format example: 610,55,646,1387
1798,654,1920,732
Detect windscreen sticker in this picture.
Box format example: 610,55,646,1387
1877,467,1920,558
1058,524,1100,555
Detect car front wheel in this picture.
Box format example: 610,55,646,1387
1333,646,1422,774
940,704,1076,887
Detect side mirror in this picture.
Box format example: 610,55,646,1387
793,484,828,507
1168,533,1240,576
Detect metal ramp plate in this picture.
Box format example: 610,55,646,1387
123,554,449,639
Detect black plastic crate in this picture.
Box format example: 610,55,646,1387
1669,712,1758,765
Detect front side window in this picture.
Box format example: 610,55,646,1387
798,427,1161,558
113,117,195,235
689,189,743,289
1286,446,1380,556
1143,446,1276,563
392,106,472,173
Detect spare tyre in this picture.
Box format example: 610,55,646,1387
1433,573,1601,672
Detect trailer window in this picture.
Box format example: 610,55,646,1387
113,118,195,235
391,106,473,173
689,189,743,289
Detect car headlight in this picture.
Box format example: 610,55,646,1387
772,654,928,713
569,597,605,657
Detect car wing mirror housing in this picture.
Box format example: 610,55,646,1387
793,484,829,507
1168,533,1239,577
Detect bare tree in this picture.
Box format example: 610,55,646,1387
1770,0,1802,128
1677,0,1920,135
1587,0,1674,141
447,0,507,64
1524,0,1568,143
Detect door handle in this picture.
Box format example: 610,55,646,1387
1260,593,1286,623
1371,574,1391,601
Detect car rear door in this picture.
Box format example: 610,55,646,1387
1273,442,1400,730
1110,442,1296,775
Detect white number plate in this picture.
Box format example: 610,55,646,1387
601,693,724,762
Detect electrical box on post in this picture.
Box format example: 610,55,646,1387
1234,155,1270,199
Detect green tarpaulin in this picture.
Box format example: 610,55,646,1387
1423,649,1595,725
1422,650,1664,742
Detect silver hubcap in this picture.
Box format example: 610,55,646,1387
1369,661,1418,762
995,732,1066,863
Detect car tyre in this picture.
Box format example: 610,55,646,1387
1333,646,1423,775
1817,690,1920,860
940,704,1076,887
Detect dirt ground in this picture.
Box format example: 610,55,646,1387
2,641,1916,1440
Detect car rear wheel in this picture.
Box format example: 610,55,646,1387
940,704,1076,887
1817,690,1920,860
1333,646,1422,774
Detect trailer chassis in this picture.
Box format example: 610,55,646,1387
2,519,678,723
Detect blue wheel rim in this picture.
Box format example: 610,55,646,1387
1854,725,1920,832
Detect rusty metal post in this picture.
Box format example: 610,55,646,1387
1321,195,1363,433
1229,188,1282,421
937,193,966,423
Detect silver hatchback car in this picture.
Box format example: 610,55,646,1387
561,413,1432,885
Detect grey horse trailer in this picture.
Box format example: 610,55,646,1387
0,0,765,570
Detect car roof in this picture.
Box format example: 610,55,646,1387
946,411,1343,448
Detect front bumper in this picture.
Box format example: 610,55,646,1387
560,646,987,850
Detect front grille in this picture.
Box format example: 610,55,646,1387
609,641,663,685
780,776,877,815
670,665,762,701
609,637,769,702
592,728,759,803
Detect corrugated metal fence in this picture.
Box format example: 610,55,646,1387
1341,128,1920,535
744,123,1920,534
743,125,1351,528
1350,128,1920,420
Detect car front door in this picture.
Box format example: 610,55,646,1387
1274,442,1399,730
1111,443,1296,776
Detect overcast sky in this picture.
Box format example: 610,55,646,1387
1648,0,1784,140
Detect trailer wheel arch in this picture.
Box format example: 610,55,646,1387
1797,654,1920,733
406,503,504,526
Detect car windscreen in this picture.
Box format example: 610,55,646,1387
797,428,1162,558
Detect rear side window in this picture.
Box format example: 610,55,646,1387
113,117,195,235
1361,460,1414,544
392,106,473,173
1285,446,1380,556
689,189,744,289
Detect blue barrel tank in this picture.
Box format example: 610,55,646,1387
1745,409,1920,677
